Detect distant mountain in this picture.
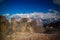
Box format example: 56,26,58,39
44,21,60,29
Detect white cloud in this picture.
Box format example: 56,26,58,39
10,14,31,18
3,13,10,16
48,9,53,11
3,10,60,23
9,12,60,21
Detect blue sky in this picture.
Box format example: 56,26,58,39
0,0,60,15
0,0,60,23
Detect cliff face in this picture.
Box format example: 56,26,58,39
10,18,45,33
18,18,44,33
0,16,10,40
0,16,9,32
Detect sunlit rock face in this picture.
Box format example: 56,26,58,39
10,17,45,33
9,18,45,40
20,18,34,33
11,18,17,32
9,17,45,39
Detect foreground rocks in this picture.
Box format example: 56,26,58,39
0,16,60,40
6,32,60,40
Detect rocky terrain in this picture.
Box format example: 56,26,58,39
0,16,60,40
3,32,60,40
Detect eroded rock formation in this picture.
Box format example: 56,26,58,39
0,16,9,40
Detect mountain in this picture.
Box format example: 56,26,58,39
44,21,60,29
